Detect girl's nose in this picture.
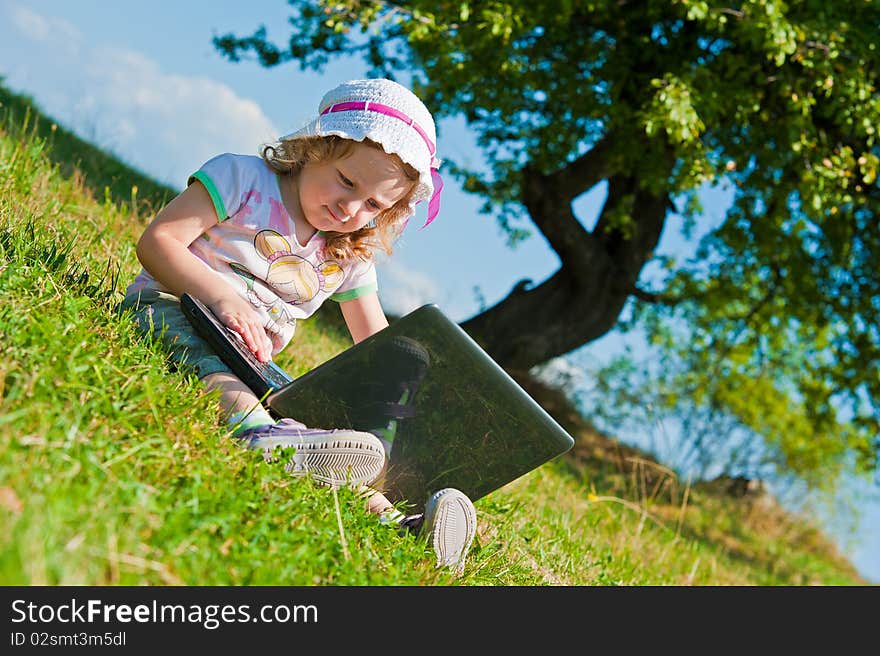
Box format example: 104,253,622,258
338,197,362,222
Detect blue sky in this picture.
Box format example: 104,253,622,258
2,0,877,583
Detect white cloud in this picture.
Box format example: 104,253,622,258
9,3,49,41
377,258,442,318
530,357,588,391
0,1,278,189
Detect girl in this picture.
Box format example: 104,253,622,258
121,79,476,575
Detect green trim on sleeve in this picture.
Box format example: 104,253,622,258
188,170,228,221
330,282,378,302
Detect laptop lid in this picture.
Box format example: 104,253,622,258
266,304,575,509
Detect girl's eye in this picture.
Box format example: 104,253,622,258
367,199,382,211
338,172,353,187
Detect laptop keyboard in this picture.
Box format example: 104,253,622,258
226,328,293,391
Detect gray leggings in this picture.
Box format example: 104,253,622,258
119,289,232,380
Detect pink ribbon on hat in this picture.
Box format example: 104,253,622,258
321,101,443,227
426,168,443,228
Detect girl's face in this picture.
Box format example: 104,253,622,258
297,141,413,234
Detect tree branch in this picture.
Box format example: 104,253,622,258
630,285,678,305
517,136,617,273
545,135,614,200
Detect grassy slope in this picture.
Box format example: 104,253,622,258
0,85,867,586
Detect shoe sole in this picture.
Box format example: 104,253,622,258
257,431,386,488
424,488,477,575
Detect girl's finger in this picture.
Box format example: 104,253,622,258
242,322,263,359
245,321,270,363
228,316,260,358
222,312,269,363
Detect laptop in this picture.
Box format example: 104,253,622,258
181,293,575,509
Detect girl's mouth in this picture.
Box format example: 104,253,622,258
327,207,345,223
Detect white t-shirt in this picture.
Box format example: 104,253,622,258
126,153,378,353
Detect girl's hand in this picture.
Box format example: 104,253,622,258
209,295,274,363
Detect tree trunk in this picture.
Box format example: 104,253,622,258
460,171,668,371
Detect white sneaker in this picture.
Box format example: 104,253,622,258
422,488,477,576
239,419,386,488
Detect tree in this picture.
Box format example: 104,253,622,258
215,1,879,486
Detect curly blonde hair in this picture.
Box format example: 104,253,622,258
261,135,419,262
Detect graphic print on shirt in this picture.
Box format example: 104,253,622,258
228,229,345,336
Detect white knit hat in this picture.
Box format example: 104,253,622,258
280,78,443,227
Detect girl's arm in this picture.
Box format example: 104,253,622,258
339,292,389,344
135,181,274,362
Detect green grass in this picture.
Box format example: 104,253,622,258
0,84,868,586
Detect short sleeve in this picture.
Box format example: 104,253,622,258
330,257,378,302
187,153,257,222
